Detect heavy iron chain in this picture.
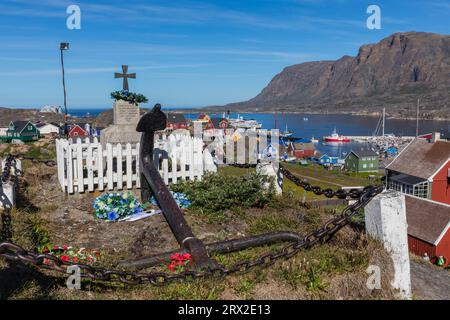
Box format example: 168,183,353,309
1,154,18,184
0,160,383,286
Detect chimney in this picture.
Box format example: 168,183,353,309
431,132,442,143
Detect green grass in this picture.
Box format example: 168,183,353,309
246,213,300,235
282,162,382,187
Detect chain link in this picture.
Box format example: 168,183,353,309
0,159,383,286
1,154,18,184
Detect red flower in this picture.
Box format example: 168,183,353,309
61,255,69,262
63,245,68,251
182,253,192,261
42,247,49,253
168,252,191,272
53,245,59,250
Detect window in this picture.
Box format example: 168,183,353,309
74,132,78,136
363,164,367,169
28,126,32,130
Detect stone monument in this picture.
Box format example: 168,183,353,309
100,65,142,146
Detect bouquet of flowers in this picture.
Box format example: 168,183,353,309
150,191,191,209
111,90,148,105
168,252,191,273
93,192,145,221
40,245,101,266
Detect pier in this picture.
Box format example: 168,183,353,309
347,135,415,142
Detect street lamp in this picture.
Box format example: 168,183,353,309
60,42,69,136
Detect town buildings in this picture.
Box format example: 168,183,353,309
166,113,188,130
36,122,61,136
386,135,450,205
287,142,315,159
405,195,450,267
3,121,40,142
344,149,379,173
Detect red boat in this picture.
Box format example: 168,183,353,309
324,128,351,143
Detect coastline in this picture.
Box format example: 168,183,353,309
170,109,450,121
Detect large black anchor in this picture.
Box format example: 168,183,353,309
136,104,218,270
120,104,303,270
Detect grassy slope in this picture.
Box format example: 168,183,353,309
0,145,397,300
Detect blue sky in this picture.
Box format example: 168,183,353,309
0,0,449,109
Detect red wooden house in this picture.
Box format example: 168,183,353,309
287,142,315,159
386,136,450,205
166,113,187,130
68,124,88,138
204,118,230,135
405,195,450,267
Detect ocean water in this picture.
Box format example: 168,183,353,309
70,109,450,157
185,112,450,157
69,108,108,118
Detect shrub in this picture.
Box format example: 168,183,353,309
170,172,275,215
111,90,148,105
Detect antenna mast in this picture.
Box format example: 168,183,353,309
416,99,420,137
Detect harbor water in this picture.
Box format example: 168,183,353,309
70,109,450,157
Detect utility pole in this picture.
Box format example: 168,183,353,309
60,42,70,136
382,107,385,137
416,98,420,137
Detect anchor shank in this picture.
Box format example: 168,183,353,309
137,104,217,270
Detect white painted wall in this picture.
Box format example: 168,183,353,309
0,128,7,136
39,124,60,135
365,190,412,299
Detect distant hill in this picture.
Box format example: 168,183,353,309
0,107,88,127
211,32,450,119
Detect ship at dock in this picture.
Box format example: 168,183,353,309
324,128,350,143
226,113,262,130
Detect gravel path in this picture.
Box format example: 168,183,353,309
410,260,450,300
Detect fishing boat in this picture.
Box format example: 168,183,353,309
324,128,350,143
311,136,319,143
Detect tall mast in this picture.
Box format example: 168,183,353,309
382,108,385,137
416,99,420,137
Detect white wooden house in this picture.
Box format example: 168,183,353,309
37,123,61,136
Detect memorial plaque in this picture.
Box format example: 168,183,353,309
113,100,140,125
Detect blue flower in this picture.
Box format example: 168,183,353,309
107,211,118,221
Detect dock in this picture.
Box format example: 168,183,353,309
347,136,415,142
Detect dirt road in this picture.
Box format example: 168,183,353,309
410,260,450,300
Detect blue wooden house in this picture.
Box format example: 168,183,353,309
385,146,398,157
319,154,339,166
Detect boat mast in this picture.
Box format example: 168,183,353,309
416,98,420,137
382,107,385,137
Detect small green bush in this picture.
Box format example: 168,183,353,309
170,172,275,215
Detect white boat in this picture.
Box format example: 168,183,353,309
228,114,262,129
281,124,293,138
311,136,319,143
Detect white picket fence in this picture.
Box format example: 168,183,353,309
56,134,213,194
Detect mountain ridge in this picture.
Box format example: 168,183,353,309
209,31,450,119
